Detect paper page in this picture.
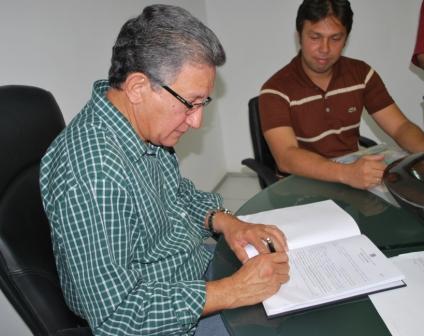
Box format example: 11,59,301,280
368,183,400,207
263,235,405,316
334,143,407,165
370,251,424,336
240,200,360,257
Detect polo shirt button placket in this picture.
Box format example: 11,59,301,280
323,94,330,113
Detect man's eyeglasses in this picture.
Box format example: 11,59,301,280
162,85,212,111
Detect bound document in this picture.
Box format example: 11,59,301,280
240,200,405,318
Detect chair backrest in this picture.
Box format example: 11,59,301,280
0,85,91,335
248,96,277,188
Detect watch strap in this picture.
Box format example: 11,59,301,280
207,207,232,234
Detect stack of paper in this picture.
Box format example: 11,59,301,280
370,252,424,336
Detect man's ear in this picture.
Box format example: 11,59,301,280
343,35,349,48
123,72,151,104
297,31,302,46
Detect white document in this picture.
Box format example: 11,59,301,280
239,200,405,317
239,200,360,253
370,252,424,336
333,143,407,166
264,235,404,316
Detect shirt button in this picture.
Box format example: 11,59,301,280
325,107,330,112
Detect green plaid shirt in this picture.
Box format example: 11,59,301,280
40,80,222,335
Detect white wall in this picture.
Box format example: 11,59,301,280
0,290,31,335
206,0,424,172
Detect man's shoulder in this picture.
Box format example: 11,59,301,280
42,108,123,186
261,58,299,93
339,56,372,73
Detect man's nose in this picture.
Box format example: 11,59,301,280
319,38,330,53
186,108,203,129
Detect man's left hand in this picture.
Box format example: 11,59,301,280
216,213,287,263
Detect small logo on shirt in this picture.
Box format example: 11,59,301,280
347,106,357,113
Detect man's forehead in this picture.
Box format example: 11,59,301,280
303,16,347,34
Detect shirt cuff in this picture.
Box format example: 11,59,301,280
172,280,207,332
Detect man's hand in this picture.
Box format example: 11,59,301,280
203,251,289,315
227,252,289,307
215,213,287,263
340,154,386,189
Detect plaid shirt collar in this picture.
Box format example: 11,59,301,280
90,79,164,162
91,80,159,162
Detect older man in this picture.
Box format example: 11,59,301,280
40,4,289,336
260,0,424,190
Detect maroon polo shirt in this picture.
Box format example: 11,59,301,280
259,53,394,158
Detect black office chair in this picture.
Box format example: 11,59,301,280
241,96,378,189
0,85,92,336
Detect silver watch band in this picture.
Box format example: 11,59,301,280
207,207,232,234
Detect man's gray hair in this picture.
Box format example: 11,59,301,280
108,4,226,88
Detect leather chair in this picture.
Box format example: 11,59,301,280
0,85,92,336
241,96,378,189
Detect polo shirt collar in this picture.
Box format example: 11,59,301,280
90,80,164,162
294,52,315,88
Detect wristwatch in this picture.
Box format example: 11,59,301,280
207,207,233,234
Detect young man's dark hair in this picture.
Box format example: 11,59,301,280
296,0,353,35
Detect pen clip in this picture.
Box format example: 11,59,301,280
266,237,276,253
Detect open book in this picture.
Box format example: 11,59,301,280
239,200,405,318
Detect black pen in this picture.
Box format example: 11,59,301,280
266,237,276,253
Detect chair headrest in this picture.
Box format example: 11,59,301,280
0,85,65,196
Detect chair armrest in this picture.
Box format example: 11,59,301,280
241,158,279,187
359,135,377,148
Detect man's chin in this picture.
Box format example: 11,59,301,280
156,131,188,147
312,64,332,74
161,136,181,148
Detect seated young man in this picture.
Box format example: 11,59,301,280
260,0,424,190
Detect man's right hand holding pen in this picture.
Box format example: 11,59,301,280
203,212,289,315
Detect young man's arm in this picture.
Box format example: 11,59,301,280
264,126,386,190
372,103,424,152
